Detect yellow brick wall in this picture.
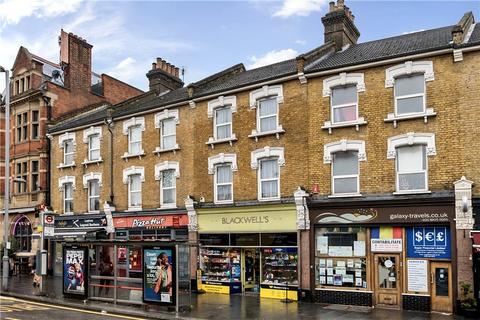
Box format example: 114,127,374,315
49,51,480,214
307,53,476,196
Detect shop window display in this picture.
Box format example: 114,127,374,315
200,248,241,283
315,227,368,289
261,248,298,286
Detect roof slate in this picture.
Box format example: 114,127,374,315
306,25,454,71
49,19,480,134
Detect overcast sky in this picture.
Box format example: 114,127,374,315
0,0,478,92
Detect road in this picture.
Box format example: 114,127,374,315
0,296,147,320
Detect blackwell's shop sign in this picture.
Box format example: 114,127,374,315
197,204,297,233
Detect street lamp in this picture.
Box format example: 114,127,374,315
1,65,10,291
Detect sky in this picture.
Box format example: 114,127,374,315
0,0,479,92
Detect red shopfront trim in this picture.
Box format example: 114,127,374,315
113,214,188,229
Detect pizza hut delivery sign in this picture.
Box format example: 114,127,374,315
114,215,188,229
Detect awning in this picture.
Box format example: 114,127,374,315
472,230,480,248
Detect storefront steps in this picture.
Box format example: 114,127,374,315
4,276,468,319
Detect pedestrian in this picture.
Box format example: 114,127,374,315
98,255,113,296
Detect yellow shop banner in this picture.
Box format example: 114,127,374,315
198,204,297,233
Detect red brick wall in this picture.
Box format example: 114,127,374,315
101,74,143,104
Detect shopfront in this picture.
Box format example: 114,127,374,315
310,198,456,312
196,204,299,300
53,211,191,306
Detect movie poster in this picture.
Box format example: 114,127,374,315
143,246,176,305
63,247,87,297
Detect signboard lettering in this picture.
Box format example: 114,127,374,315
114,215,188,229
371,239,402,252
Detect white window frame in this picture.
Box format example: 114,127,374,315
123,166,144,210
128,125,142,155
393,73,426,116
214,163,233,204
87,179,100,213
88,134,101,161
63,182,74,214
258,158,280,201
248,85,284,140
122,117,145,158
324,140,366,197
251,147,284,201
206,96,237,145
331,151,360,196
160,118,177,150
256,97,279,134
330,85,359,125
395,145,428,193
154,161,179,208
160,169,177,208
128,174,142,210
214,106,233,140
387,132,435,194
63,139,75,166
83,126,102,163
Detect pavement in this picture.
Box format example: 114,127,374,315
1,275,469,320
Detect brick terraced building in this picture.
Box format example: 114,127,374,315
0,30,143,266
47,1,480,313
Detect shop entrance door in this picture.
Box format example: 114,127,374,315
242,249,259,293
374,254,401,308
431,262,452,313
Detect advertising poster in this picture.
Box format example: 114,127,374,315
63,247,87,297
406,227,451,259
143,246,176,305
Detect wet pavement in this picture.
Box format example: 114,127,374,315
0,295,145,320
3,275,468,319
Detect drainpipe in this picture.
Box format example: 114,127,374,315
104,108,115,205
42,95,52,208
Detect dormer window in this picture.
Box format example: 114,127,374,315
394,74,425,116
331,85,358,123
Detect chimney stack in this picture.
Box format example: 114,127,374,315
147,57,184,94
322,0,360,51
452,11,475,45
59,29,93,89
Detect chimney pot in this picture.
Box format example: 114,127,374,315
175,67,179,78
152,62,157,70
322,0,360,51
329,1,335,12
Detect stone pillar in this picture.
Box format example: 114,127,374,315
454,176,474,297
185,196,199,289
294,187,311,299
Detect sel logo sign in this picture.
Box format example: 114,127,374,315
407,227,451,259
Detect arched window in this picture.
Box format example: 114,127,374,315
14,216,32,252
